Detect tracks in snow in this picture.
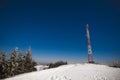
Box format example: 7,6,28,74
49,75,71,80
5,64,120,80
47,65,74,80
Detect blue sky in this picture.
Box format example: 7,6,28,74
0,0,120,63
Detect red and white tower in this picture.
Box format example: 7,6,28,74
86,24,94,63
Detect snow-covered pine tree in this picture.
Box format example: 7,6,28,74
0,47,37,79
16,52,24,74
24,47,33,72
0,52,8,79
9,47,18,76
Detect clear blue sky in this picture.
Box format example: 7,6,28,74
0,0,120,63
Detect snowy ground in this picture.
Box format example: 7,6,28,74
34,65,49,71
5,63,120,80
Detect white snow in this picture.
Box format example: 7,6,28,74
5,63,120,80
34,65,49,71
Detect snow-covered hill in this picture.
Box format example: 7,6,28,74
5,63,120,80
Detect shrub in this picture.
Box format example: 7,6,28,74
109,61,120,68
49,61,67,68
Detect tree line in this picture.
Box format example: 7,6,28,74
48,61,67,68
0,47,37,79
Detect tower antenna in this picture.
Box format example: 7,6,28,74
86,24,94,63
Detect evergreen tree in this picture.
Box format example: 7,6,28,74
24,47,33,72
0,52,7,78
24,47,36,72
16,52,24,74
9,47,18,76
0,47,37,79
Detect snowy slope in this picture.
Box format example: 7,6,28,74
5,63,120,80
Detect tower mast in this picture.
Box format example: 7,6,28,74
86,24,94,63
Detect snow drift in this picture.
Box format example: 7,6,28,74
5,63,120,80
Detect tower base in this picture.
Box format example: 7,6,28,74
88,61,95,63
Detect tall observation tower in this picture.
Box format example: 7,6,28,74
86,24,94,63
